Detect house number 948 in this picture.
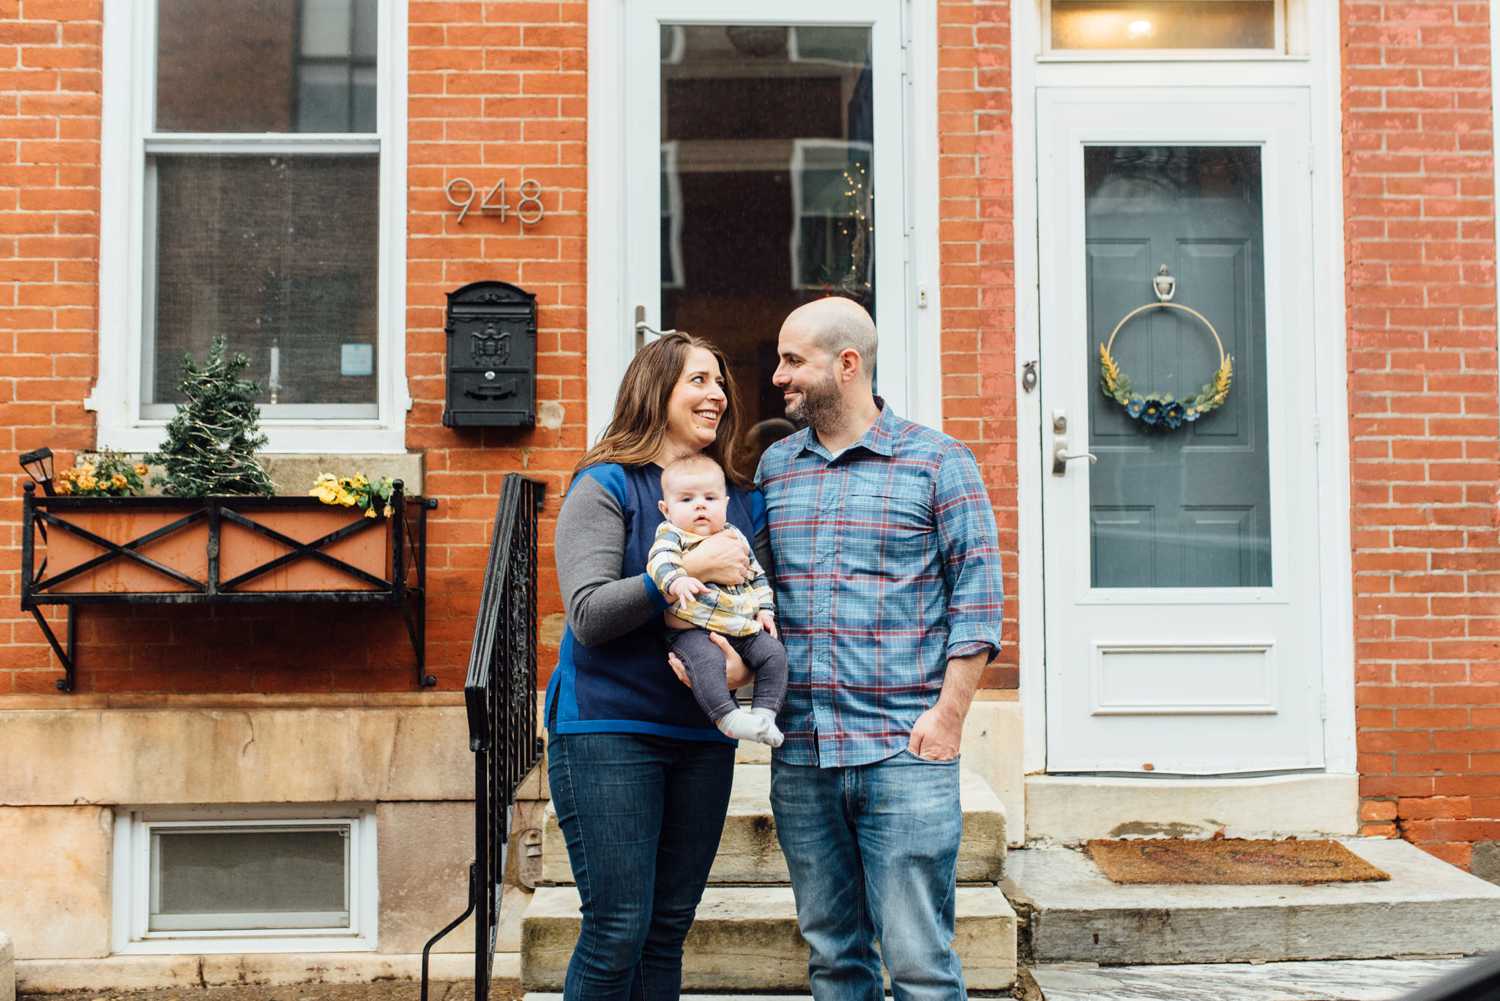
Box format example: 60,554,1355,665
445,177,545,226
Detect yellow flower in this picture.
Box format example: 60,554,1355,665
58,468,75,481
134,463,148,476
79,463,94,477
352,473,369,488
335,488,357,507
111,473,127,489
364,506,378,518
56,479,72,495
383,503,393,518
310,483,340,504
78,475,97,491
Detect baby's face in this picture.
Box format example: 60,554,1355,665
659,466,729,536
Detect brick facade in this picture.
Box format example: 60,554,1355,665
2,0,1499,865
1342,0,1500,870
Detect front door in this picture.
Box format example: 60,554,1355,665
1038,89,1325,774
620,0,909,473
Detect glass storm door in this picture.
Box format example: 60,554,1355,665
1038,89,1325,774
623,0,907,477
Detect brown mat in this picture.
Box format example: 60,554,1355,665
1087,838,1392,885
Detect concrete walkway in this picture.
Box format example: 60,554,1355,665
1031,957,1478,1001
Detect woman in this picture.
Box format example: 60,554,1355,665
544,332,768,1000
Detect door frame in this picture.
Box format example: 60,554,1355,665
1011,1,1357,778
585,0,945,446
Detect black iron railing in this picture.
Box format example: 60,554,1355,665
1403,953,1500,1001
421,473,546,1001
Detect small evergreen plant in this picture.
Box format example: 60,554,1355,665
149,338,276,497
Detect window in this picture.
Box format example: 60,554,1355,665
94,1,408,452
112,808,378,953
1047,1,1284,54
790,140,874,298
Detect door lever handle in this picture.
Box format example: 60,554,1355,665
1052,444,1098,475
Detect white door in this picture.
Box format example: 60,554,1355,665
618,0,911,443
1038,88,1325,774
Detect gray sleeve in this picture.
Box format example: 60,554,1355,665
556,476,665,647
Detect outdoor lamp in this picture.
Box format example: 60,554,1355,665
19,447,55,495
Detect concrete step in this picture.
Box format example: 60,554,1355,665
520,884,1017,992
541,762,1006,885
1004,838,1500,965
1031,957,1479,1001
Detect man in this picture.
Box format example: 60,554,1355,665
756,296,1004,1001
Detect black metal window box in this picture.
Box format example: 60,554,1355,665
20,482,437,692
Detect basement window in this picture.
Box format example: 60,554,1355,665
113,808,378,954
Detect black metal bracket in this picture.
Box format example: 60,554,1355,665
19,483,437,692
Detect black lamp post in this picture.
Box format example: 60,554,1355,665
19,447,55,496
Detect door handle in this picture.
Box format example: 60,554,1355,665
1050,409,1098,475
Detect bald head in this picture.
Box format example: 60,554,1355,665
782,297,877,383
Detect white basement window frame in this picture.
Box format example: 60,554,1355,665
91,1,410,454
1041,0,1308,60
111,806,379,954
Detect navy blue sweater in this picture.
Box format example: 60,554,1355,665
545,463,768,740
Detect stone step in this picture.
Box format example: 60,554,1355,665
1004,838,1500,965
1031,957,1483,1001
520,884,1017,992
541,762,1006,885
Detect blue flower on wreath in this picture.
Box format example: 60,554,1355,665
1140,399,1163,426
1183,405,1201,423
1162,401,1185,429
1126,397,1145,420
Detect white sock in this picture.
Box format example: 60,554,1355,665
716,708,769,743
751,707,784,748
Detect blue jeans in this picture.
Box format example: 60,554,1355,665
547,732,735,1001
771,750,966,1001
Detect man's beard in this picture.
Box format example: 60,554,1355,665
786,371,843,432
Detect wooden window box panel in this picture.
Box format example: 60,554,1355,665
19,482,436,692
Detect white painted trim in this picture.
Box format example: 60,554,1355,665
1011,0,1356,779
91,1,409,455
112,806,378,955
584,0,943,446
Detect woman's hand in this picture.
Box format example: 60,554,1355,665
669,633,754,690
680,531,753,587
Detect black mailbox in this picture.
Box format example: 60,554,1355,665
443,280,537,428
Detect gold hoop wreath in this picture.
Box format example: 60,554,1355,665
1098,266,1233,431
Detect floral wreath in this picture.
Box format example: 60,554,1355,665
1098,267,1233,431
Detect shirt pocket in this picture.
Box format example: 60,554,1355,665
842,491,934,573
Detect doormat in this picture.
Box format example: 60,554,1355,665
1087,838,1392,885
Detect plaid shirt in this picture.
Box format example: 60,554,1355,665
756,401,1004,767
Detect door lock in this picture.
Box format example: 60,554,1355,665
1051,409,1098,475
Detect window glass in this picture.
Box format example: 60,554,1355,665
152,827,348,930
147,155,379,413
1051,1,1276,50
155,0,378,132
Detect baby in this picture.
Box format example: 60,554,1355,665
647,454,787,746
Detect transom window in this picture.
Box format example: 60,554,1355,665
1047,1,1284,54
95,1,407,452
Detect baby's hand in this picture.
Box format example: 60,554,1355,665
757,610,778,639
670,576,707,606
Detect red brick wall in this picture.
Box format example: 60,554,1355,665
1343,0,1500,869
0,1,1018,695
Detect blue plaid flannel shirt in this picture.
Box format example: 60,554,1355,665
755,401,1004,768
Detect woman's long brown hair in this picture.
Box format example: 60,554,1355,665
574,331,748,488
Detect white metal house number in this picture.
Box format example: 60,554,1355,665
445,177,546,226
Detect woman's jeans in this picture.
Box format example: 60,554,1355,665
547,732,735,1001
771,750,966,1001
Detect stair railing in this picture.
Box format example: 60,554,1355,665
420,474,546,1001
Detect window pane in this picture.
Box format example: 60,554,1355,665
148,155,379,413
153,828,347,929
660,24,875,472
1052,1,1276,50
1085,146,1271,588
156,0,377,132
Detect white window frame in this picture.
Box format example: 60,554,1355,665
91,1,410,454
111,805,378,954
1041,0,1305,61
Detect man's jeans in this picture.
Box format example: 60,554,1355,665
771,750,966,1001
548,732,735,1001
